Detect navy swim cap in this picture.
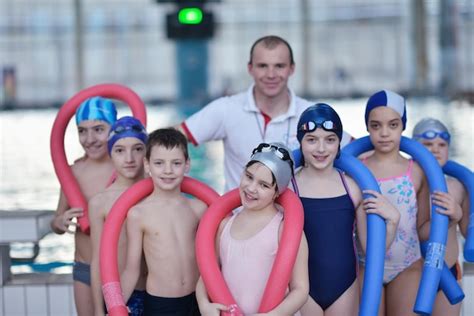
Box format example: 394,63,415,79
76,97,117,126
108,116,147,154
365,90,407,130
297,103,343,143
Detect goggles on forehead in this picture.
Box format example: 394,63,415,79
109,124,146,139
414,130,451,142
298,120,336,133
252,143,294,168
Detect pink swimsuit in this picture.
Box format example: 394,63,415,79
219,211,283,315
361,159,421,284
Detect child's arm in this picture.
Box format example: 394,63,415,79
50,189,83,234
431,191,463,228
258,230,309,316
89,195,106,316
356,189,401,252
120,207,144,303
459,189,470,238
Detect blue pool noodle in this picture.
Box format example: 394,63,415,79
443,160,474,262
420,241,464,304
342,136,449,315
293,147,385,316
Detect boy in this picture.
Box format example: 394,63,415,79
89,116,148,316
121,128,207,315
413,118,469,316
51,97,117,316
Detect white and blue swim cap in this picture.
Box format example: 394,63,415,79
108,116,147,154
412,118,451,144
249,142,294,194
75,97,117,126
365,90,407,130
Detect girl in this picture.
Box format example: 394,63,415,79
196,142,309,316
413,118,468,316
294,103,400,316
361,90,431,316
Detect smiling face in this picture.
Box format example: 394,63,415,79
110,137,146,180
144,145,190,191
239,162,278,212
77,120,111,160
248,42,295,100
367,106,403,154
301,128,340,171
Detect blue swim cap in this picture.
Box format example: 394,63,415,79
297,103,343,143
365,90,407,130
75,97,117,126
108,116,147,154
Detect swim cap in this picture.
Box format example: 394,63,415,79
249,142,294,194
365,90,407,130
412,118,451,144
108,116,147,154
297,103,343,143
75,97,117,126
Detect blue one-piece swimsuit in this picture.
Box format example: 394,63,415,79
298,171,357,310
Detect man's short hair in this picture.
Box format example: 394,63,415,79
145,128,189,160
248,35,294,65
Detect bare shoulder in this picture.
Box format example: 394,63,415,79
410,160,427,189
342,173,363,205
188,197,208,219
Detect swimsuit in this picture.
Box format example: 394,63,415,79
360,159,421,284
297,171,357,310
72,261,91,286
219,211,283,315
143,291,200,316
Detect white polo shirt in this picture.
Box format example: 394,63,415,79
182,85,314,191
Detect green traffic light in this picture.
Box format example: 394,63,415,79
178,8,203,25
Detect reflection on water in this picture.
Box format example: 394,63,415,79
0,98,472,272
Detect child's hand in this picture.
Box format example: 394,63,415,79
53,207,83,233
431,191,463,226
200,302,230,316
362,190,401,225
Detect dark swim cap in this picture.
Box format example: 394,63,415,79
297,103,343,143
108,116,147,154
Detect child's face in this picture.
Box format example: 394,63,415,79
77,120,111,160
367,107,403,154
144,145,190,191
240,162,278,211
301,128,339,170
110,137,146,180
420,137,449,166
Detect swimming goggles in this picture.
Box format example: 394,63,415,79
298,120,337,133
252,143,294,169
109,124,146,139
414,130,451,142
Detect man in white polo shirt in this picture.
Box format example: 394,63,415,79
179,35,352,191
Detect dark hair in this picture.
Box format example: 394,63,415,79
145,128,189,161
245,160,277,191
248,35,294,65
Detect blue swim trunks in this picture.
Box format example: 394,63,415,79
72,261,91,286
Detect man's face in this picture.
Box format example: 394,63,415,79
248,43,295,100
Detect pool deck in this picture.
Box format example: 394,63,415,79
0,210,473,315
